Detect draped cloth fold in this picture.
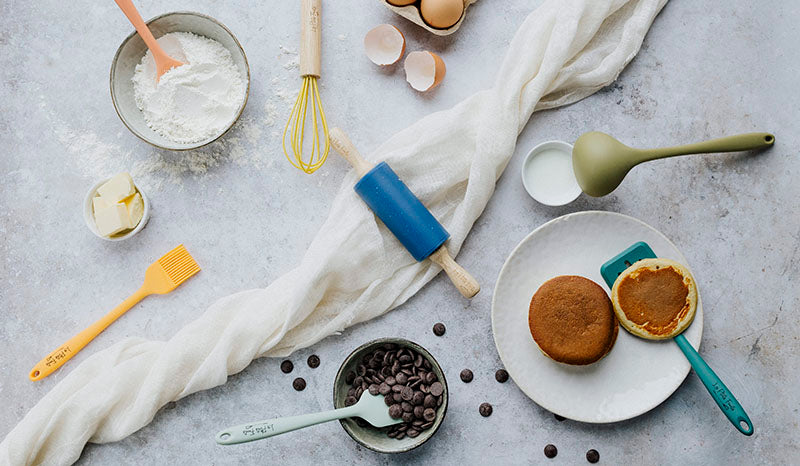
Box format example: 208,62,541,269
1,0,666,463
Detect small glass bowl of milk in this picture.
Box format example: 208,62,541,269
521,140,582,206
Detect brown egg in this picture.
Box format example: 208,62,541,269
386,0,416,6
419,0,464,29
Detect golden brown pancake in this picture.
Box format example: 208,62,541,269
528,276,619,365
611,258,697,340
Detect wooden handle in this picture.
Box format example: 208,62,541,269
429,246,480,298
29,288,148,381
329,127,374,176
300,0,322,77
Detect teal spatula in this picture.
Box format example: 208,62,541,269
601,242,753,435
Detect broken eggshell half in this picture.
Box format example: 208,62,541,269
404,51,446,92
364,24,406,66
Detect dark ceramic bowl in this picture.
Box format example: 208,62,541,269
333,338,448,454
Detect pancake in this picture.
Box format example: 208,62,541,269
528,275,618,366
611,258,697,340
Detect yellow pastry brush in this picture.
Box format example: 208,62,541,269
29,244,200,381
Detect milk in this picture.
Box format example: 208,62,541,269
522,147,581,206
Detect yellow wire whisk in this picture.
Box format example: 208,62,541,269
283,0,330,174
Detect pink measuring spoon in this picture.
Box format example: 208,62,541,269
114,0,184,82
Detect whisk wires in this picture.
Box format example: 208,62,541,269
283,76,330,174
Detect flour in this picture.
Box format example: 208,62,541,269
132,32,246,144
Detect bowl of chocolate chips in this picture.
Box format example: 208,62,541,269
333,338,448,453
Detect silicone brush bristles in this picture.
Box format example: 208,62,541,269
157,244,200,286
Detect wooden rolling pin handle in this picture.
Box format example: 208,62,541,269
429,246,480,299
300,0,322,78
329,127,374,176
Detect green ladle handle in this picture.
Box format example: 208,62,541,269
674,333,754,435
636,132,775,163
215,405,359,445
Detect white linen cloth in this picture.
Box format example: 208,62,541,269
1,0,666,463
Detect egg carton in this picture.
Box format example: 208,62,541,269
379,0,480,36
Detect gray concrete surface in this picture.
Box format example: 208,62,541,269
2,0,798,464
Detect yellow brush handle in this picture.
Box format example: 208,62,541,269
29,288,148,381
300,0,322,77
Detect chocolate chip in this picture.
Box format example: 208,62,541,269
401,401,413,412
395,372,408,385
424,394,436,408
586,449,599,463
402,412,414,423
384,395,394,407
292,377,306,391
393,393,403,402
307,354,320,368
399,354,412,363
414,405,425,418
401,386,414,401
412,391,425,405
345,371,356,385
460,369,473,383
357,364,366,376
479,402,493,417
407,429,420,438
437,395,443,407
356,387,363,399
495,369,509,383
432,322,446,336
386,376,396,386
387,430,397,438
426,372,437,384
421,421,433,429
368,384,380,396
353,376,363,387
379,383,391,395
389,404,403,419
423,408,436,422
395,431,406,440
554,413,565,422
392,384,403,393
414,354,423,367
429,382,444,397
345,396,357,406
423,359,432,370
280,360,293,374
544,444,557,459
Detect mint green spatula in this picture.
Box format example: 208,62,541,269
216,392,401,445
601,242,753,435
574,132,775,197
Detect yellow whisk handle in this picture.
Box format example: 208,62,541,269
300,0,322,78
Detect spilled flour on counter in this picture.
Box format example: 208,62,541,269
132,32,246,144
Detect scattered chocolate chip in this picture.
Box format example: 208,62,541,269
307,354,320,368
544,444,557,459
495,369,509,383
479,402,493,417
553,413,566,422
280,360,294,374
460,369,473,383
586,449,599,463
292,377,306,391
432,323,446,336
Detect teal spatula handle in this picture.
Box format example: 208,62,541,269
216,405,359,445
674,334,753,435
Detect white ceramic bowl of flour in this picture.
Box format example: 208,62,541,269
110,12,250,151
521,140,582,206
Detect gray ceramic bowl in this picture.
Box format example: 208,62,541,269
110,12,250,151
333,338,448,454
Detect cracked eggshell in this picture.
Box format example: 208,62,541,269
404,51,446,92
364,24,406,66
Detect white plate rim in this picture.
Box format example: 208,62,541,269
490,210,703,423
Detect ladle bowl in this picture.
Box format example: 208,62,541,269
573,131,775,197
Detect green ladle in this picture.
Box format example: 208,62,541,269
572,132,775,197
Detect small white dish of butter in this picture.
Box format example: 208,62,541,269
84,173,150,241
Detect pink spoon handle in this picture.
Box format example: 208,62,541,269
113,0,183,80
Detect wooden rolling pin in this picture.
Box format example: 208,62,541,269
330,127,479,298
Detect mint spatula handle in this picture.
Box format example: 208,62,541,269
216,405,359,445
674,334,753,435
636,132,775,163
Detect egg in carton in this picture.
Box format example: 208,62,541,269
380,0,480,36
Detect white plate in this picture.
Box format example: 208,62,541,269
491,211,703,423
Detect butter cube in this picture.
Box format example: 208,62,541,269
122,192,144,227
97,172,135,203
92,196,111,214
94,203,131,237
